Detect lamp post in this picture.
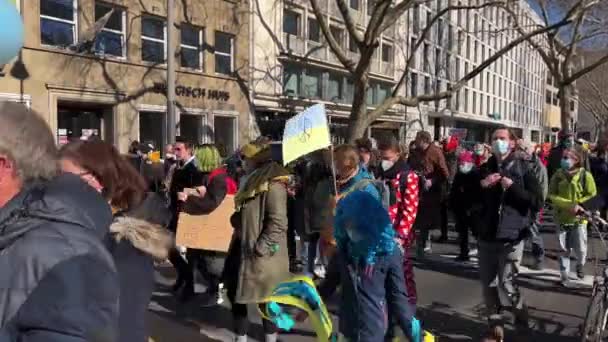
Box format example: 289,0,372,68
166,0,176,145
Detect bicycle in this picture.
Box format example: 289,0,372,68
580,210,608,342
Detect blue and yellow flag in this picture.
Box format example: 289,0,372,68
282,104,331,165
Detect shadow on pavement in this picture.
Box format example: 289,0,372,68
418,302,580,342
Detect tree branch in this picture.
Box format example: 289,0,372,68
335,0,363,46
564,52,608,84
377,0,418,34
309,0,355,72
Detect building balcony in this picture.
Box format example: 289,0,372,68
306,40,327,60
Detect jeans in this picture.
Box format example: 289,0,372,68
455,215,475,257
528,213,545,262
478,240,525,317
557,223,588,277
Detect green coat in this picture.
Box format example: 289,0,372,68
548,168,597,225
233,181,290,304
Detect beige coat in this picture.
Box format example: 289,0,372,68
232,181,290,304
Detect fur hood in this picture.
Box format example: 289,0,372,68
109,216,173,260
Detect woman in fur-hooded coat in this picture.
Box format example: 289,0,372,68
60,140,173,342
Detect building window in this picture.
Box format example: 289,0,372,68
345,78,355,103
349,34,358,53
283,64,301,96
326,72,343,101
94,3,125,57
412,5,420,35
423,43,429,72
283,10,300,36
424,76,431,93
570,100,575,111
552,92,559,106
181,24,203,70
330,26,345,48
350,0,359,10
141,16,166,63
308,18,320,42
303,69,322,98
545,90,552,105
410,73,418,97
377,84,390,104
215,31,234,75
381,44,393,63
40,0,77,47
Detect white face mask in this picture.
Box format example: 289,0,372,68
459,162,474,174
381,160,395,171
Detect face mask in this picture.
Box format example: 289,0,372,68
459,162,474,174
492,139,510,156
561,158,574,171
474,149,484,156
381,160,395,171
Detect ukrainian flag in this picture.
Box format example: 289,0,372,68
282,104,331,165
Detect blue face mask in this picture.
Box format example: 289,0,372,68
561,158,574,170
492,139,510,155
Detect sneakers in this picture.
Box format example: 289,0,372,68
199,284,224,307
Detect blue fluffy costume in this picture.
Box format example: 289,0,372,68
334,189,396,267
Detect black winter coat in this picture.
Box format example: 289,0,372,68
449,169,482,219
0,174,119,342
477,155,542,242
168,160,204,232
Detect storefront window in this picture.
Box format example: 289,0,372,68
283,64,301,96
179,114,204,145
302,69,321,99
141,16,166,63
181,24,203,70
95,3,125,57
139,111,165,151
40,0,76,47
326,73,343,102
215,31,234,75
214,116,237,157
58,104,113,143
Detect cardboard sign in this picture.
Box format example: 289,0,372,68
176,194,235,252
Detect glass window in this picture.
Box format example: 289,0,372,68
382,44,392,63
215,31,234,75
410,73,418,97
367,84,375,106
412,5,420,34
181,25,203,69
424,76,431,93
283,10,299,36
330,26,344,48
303,69,322,98
327,73,343,101
377,85,390,104
141,16,166,63
308,18,320,42
94,3,125,57
345,78,355,103
423,43,429,72
40,0,76,46
283,64,301,96
350,0,359,10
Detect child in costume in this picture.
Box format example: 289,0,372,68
332,189,420,342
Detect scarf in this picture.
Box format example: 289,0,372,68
234,162,290,210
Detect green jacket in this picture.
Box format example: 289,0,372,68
548,168,597,225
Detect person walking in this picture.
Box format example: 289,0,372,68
60,140,173,342
589,138,608,218
548,131,575,180
178,144,237,306
515,140,549,270
548,147,597,285
0,102,119,341
409,131,449,257
332,189,420,342
477,127,542,330
376,138,420,305
356,137,379,178
168,140,205,301
223,142,290,342
449,151,481,261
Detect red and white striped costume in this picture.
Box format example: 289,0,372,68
389,171,420,304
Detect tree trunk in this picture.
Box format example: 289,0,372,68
346,76,370,143
559,84,574,134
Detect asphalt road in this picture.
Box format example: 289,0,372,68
147,215,601,342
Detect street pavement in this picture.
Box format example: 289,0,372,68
147,214,601,341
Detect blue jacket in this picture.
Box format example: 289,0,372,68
338,167,379,198
0,174,119,341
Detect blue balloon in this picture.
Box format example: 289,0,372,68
0,0,24,64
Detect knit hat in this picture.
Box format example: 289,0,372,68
458,150,474,164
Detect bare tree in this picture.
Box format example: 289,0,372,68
578,50,608,137
301,0,578,141
510,0,608,133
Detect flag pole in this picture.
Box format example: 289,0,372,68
329,145,338,196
